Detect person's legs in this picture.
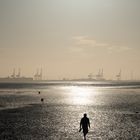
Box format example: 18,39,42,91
83,132,87,140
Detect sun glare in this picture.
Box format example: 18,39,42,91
63,86,94,105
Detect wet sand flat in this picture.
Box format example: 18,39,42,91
0,82,140,139
0,103,140,140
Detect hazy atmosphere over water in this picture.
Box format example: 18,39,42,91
0,0,140,80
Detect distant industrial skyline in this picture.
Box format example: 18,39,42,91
0,0,140,80
0,68,138,81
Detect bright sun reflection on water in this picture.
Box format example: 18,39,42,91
62,86,97,105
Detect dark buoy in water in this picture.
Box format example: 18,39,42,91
38,91,41,94
135,111,139,114
41,98,44,103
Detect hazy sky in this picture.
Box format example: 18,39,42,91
0,0,140,80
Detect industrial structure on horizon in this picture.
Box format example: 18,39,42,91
88,69,105,81
8,68,43,81
34,69,42,80
0,68,42,82
116,70,121,81
0,68,33,82
0,68,43,82
0,68,138,82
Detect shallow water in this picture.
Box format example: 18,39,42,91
0,81,140,139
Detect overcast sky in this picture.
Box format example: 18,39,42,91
0,0,140,80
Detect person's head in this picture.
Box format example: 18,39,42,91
84,113,87,117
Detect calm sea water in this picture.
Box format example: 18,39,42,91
0,81,140,139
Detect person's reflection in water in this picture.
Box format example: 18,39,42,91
79,113,90,140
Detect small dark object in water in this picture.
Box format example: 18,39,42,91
38,91,41,94
135,111,139,114
41,98,44,103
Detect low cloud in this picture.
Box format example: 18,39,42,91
108,45,132,53
72,36,132,53
72,36,108,47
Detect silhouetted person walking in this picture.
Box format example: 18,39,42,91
79,113,90,140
